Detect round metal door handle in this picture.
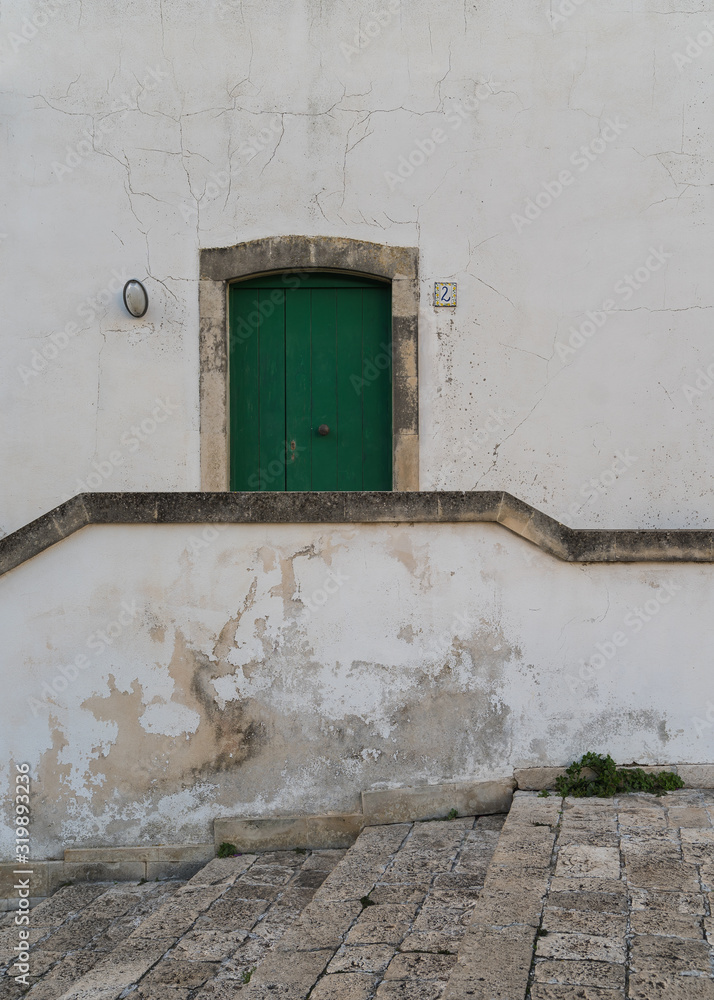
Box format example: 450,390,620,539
318,424,330,436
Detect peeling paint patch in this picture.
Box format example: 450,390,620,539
139,701,201,736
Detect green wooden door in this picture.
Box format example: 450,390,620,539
229,273,392,491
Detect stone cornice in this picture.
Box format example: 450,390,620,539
0,492,712,577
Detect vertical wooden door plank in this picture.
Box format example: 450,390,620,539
362,286,392,490
310,289,338,490
285,289,312,490
258,289,286,490
229,285,261,490
336,288,364,489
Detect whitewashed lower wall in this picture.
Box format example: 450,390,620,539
2,522,713,859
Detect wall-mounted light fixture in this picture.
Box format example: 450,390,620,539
122,279,149,318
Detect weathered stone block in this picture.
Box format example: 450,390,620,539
514,767,567,790
50,861,145,889
532,959,626,988
241,946,333,997
214,814,363,853
0,862,48,899
310,973,379,1000
536,930,626,964
530,986,624,999
679,765,714,788
361,779,514,825
542,907,627,938
327,943,395,975
64,846,159,863
146,861,206,881
555,845,621,880
442,923,536,1000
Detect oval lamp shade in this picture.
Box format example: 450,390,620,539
123,279,149,318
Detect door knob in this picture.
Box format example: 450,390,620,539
318,424,329,436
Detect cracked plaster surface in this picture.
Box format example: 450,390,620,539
0,0,713,536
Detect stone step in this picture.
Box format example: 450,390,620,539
441,791,561,1000
3,846,345,1000
234,813,505,1000
0,878,186,999
442,787,714,1000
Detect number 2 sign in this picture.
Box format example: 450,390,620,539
434,282,457,307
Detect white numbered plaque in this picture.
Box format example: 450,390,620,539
434,282,457,307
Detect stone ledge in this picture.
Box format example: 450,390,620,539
215,779,515,852
63,843,214,864
362,778,515,825
214,815,364,853
3,491,714,578
675,764,714,787
0,848,213,909
514,767,569,790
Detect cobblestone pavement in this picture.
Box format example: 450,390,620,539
4,791,714,999
444,789,714,1000
0,817,502,1000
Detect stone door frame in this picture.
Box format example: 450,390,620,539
198,236,419,492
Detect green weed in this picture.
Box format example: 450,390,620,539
555,753,683,798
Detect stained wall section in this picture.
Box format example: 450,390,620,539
1,522,709,858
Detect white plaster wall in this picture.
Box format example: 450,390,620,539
1,0,714,534
2,522,714,857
